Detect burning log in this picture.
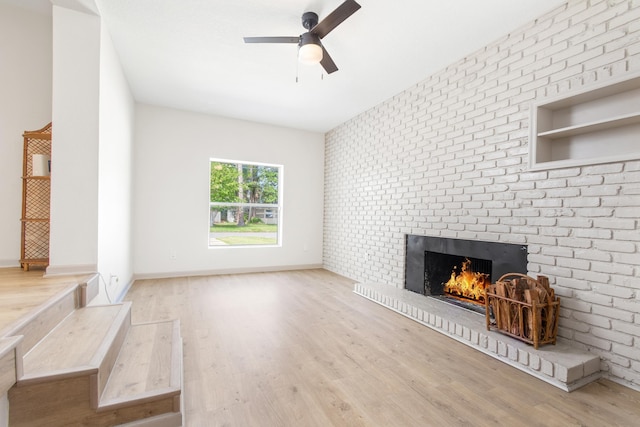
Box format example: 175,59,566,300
485,273,560,349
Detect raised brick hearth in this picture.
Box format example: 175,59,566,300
354,282,602,391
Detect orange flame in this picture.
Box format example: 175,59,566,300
443,259,490,304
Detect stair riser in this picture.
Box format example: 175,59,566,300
90,397,178,426
0,345,17,395
9,375,179,426
79,274,100,307
9,375,92,426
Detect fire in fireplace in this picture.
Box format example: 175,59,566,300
443,258,491,305
425,251,492,308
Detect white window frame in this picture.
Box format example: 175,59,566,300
208,158,283,248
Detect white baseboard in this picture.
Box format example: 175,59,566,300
132,264,323,281
112,278,134,303
0,260,20,268
45,264,97,277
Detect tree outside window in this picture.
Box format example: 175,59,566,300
209,159,281,246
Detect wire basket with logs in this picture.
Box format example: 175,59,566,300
485,273,560,349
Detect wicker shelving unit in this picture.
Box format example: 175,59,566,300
20,123,52,271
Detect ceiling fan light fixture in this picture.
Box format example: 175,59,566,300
298,33,323,65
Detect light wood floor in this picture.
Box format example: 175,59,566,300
124,269,640,426
0,267,87,335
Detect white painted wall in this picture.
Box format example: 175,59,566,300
48,5,100,275
95,21,135,303
0,3,52,267
133,104,324,277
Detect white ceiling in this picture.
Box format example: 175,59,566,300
7,0,566,133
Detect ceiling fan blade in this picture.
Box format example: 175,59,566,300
243,36,300,44
320,45,338,74
312,0,361,39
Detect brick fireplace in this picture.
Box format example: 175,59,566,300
350,234,602,391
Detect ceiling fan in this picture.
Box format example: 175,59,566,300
243,0,361,74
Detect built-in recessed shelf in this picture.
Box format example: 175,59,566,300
537,112,640,139
530,72,640,170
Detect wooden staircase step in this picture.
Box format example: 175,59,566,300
21,302,131,382
0,336,22,395
2,283,80,355
79,273,100,307
7,290,183,426
8,314,184,426
100,320,182,411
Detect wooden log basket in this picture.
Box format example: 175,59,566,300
485,273,560,349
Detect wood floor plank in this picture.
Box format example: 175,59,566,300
124,269,640,426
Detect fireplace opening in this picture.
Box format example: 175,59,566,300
425,251,492,313
405,236,528,313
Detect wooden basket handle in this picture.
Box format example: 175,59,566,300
497,273,531,282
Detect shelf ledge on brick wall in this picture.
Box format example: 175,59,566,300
354,282,602,392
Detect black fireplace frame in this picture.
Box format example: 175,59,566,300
405,235,528,295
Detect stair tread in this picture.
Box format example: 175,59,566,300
101,320,180,404
23,303,130,377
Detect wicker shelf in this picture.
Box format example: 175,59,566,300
20,123,52,271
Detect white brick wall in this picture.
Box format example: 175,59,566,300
324,0,640,390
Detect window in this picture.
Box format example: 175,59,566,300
209,159,282,247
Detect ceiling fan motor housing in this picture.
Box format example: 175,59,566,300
302,12,319,30
300,32,321,47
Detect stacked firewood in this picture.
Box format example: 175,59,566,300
485,273,560,349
